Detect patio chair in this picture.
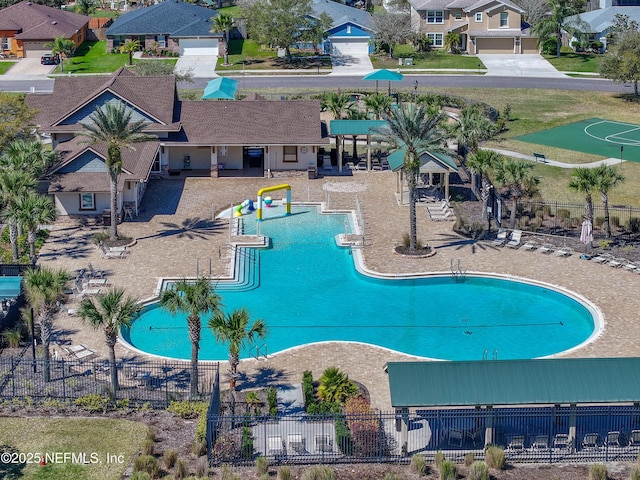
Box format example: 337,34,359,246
628,430,640,448
531,435,549,451
553,433,570,450
622,261,639,272
591,253,615,264
100,244,127,259
267,436,286,457
606,257,626,268
448,428,464,447
287,433,305,454
537,243,555,254
553,246,575,257
87,263,105,278
505,230,523,248
466,427,484,447
520,240,538,251
430,210,455,221
355,161,367,171
581,432,601,450
491,228,508,247
604,431,622,448
315,434,332,453
507,435,526,450
66,344,97,362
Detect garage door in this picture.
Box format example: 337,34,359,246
23,41,50,58
179,39,219,56
476,38,514,54
330,38,369,56
521,38,539,54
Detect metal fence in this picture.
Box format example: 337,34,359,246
205,405,640,466
0,354,219,408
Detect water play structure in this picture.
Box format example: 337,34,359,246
256,184,291,221
233,199,255,217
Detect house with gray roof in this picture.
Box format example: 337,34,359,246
564,6,640,50
0,0,89,58
310,0,374,55
104,0,222,56
26,68,328,218
409,0,537,53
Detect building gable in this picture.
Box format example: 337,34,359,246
58,150,108,174
57,91,158,126
327,22,372,37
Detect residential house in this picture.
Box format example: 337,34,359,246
0,0,89,58
26,68,328,218
310,0,374,55
565,4,640,50
408,0,538,54
104,0,222,56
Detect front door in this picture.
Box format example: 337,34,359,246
243,147,264,170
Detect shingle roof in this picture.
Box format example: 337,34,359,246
566,6,640,34
47,137,159,193
105,0,221,37
0,0,89,40
310,0,373,31
464,0,524,13
27,68,179,130
410,0,522,12
177,100,328,145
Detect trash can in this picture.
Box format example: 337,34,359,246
307,166,317,179
102,209,111,226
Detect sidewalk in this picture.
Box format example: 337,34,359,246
484,148,623,168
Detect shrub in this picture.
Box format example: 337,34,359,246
221,464,234,480
2,329,21,348
411,453,428,475
302,465,336,480
440,459,456,480
259,474,270,480
468,461,490,480
278,465,292,480
610,215,620,228
192,439,207,457
267,386,278,418
434,450,445,469
133,455,159,478
255,454,269,474
130,472,151,480
92,230,110,245
241,425,254,459
464,452,476,466
542,37,559,55
174,459,187,479
589,463,608,480
212,433,239,462
195,456,208,477
302,370,316,410
630,466,640,480
142,438,154,456
628,217,640,233
344,396,388,457
594,216,605,228
484,445,505,469
502,103,512,121
335,416,353,454
556,208,571,220
167,400,208,419
75,394,109,413
163,449,178,469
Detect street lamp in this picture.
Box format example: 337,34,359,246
414,80,418,102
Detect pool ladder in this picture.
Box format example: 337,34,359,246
482,349,499,360
250,343,268,361
450,259,467,282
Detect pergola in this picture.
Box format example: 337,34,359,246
329,120,387,172
386,150,458,202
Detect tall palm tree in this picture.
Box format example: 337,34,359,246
1,139,58,178
568,167,598,227
364,93,392,120
22,267,71,382
81,101,152,240
449,105,498,160
494,158,539,229
467,149,501,226
212,12,234,66
119,39,140,66
208,308,266,394
161,277,222,399
593,164,625,238
78,288,141,399
322,92,352,120
9,192,56,264
376,103,446,251
0,170,37,262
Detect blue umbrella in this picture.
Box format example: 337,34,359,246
202,77,238,100
363,69,404,95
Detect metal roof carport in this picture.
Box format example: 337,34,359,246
386,358,640,454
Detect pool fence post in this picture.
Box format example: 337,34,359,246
209,257,212,276
196,258,199,277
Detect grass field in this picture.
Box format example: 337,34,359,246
0,417,148,480
58,41,129,74
0,62,16,75
372,49,485,70
544,53,602,73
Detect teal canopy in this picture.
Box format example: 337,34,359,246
362,69,404,81
202,77,238,100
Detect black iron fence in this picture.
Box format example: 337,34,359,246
0,355,219,408
206,405,640,466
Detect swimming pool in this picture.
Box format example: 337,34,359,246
121,205,600,361
0,276,22,300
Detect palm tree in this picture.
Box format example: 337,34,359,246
0,170,37,262
322,92,352,120
364,93,392,120
161,277,222,399
467,149,501,226
45,37,76,72
81,101,152,240
494,158,539,229
208,308,266,395
568,167,598,226
376,103,446,251
449,105,498,160
6,192,56,264
212,12,234,66
444,32,461,53
120,39,140,66
78,288,141,399
75,0,96,15
593,164,625,238
1,139,58,178
22,267,71,382
317,367,357,404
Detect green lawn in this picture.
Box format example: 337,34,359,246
371,49,485,70
55,41,129,74
0,62,16,75
543,52,602,73
0,417,148,480
216,39,329,71
217,4,243,17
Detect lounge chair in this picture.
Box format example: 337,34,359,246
315,435,332,453
591,253,615,264
537,243,555,254
622,261,639,272
65,344,97,361
448,428,464,447
505,230,522,248
607,257,626,268
267,436,286,457
553,246,574,257
87,263,105,278
430,210,454,221
100,244,127,259
507,435,526,450
582,432,601,450
491,228,508,247
86,278,109,287
531,435,549,451
629,430,640,448
520,240,538,251
355,161,367,171
287,433,305,454
553,433,570,450
605,431,622,448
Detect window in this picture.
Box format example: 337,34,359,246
475,12,483,22
283,146,298,163
152,155,161,173
426,11,444,23
80,193,95,211
427,33,443,47
1,37,10,51
113,35,126,48
500,12,508,27
157,35,167,48
346,25,351,34
455,10,462,20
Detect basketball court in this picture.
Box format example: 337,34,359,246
516,118,640,162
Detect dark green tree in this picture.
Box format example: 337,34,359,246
494,159,539,229
600,30,640,96
533,0,586,57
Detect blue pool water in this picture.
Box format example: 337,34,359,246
121,205,597,361
0,276,22,299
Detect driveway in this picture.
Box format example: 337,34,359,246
3,57,56,78
329,52,374,76
478,54,565,78
174,55,219,78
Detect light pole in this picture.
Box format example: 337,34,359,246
414,80,418,103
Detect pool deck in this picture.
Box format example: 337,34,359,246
40,171,639,411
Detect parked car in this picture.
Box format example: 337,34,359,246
40,53,59,65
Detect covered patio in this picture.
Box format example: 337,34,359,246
329,119,387,172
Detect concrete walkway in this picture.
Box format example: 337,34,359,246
485,148,626,168
478,54,566,78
